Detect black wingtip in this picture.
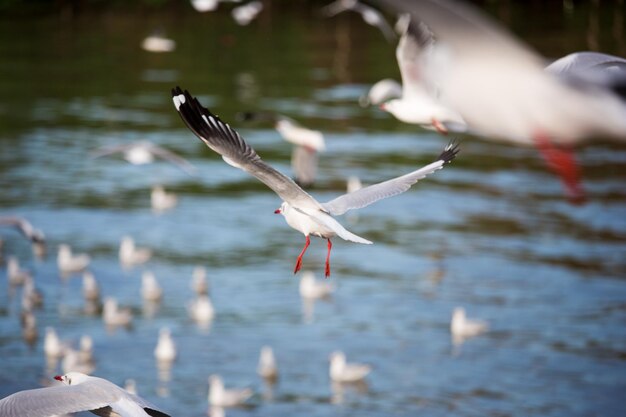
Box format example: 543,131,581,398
438,140,460,164
144,407,172,417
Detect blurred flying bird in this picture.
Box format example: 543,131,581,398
376,0,626,202
91,140,197,176
174,87,459,277
0,216,45,244
322,0,397,43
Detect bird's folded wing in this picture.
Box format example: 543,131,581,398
172,87,323,210
0,384,119,417
322,141,459,216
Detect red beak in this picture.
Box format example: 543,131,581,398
274,209,281,214
54,375,63,381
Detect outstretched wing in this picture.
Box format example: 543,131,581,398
172,87,323,211
322,141,459,216
396,16,438,98
0,384,118,417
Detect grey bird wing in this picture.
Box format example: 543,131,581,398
396,16,438,98
90,144,135,159
147,144,198,176
172,87,324,211
322,141,459,216
0,383,119,417
0,216,45,243
353,3,397,43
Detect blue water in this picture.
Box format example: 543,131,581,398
1,3,625,417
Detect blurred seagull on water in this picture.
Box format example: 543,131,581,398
451,307,488,343
57,244,90,274
329,351,371,383
208,374,253,407
174,87,459,277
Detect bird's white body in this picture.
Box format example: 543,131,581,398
208,375,253,407
141,271,163,302
141,35,176,53
361,78,403,106
382,96,467,132
79,335,94,363
450,307,488,339
82,271,100,302
154,328,177,363
188,295,215,323
119,236,152,267
102,297,133,327
299,271,334,299
125,146,154,164
57,244,90,273
191,266,209,295
329,351,371,383
275,119,326,152
44,327,65,358
257,346,279,380
151,185,178,212
7,256,30,286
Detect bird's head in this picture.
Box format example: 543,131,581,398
274,202,289,215
54,372,88,386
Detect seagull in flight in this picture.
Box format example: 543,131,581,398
91,140,197,176
0,372,171,417
172,87,459,277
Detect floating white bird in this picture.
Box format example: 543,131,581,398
188,295,215,324
379,16,467,134
7,256,30,286
82,271,100,302
44,327,65,359
322,0,397,43
102,297,133,328
62,347,95,375
208,374,253,407
124,379,138,395
191,266,209,295
120,236,152,267
21,276,43,310
91,140,196,176
57,244,90,274
299,271,334,299
154,328,177,363
231,1,263,26
450,307,488,340
151,185,178,213
378,0,626,201
257,346,278,382
141,31,176,53
141,271,163,302
21,311,38,347
329,351,371,383
79,335,94,364
173,87,459,277
0,372,172,417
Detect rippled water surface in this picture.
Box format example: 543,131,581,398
1,3,625,417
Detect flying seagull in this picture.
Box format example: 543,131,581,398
91,140,197,176
0,372,171,417
0,216,45,244
172,87,458,277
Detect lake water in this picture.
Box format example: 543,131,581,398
1,2,625,417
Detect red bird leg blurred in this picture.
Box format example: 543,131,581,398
534,133,586,204
325,239,332,278
294,235,310,274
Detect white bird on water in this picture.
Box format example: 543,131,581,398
57,244,90,274
154,328,177,363
188,295,215,324
151,185,178,213
173,87,459,277
102,297,133,328
299,271,334,299
451,307,488,341
119,236,152,267
257,346,279,382
329,351,371,383
82,271,100,302
0,372,172,417
208,374,253,407
191,266,209,295
7,256,30,286
141,271,163,302
44,327,65,359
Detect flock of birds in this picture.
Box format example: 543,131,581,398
1,0,626,416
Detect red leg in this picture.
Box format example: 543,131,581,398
431,118,448,136
534,134,586,204
325,239,332,278
294,235,311,274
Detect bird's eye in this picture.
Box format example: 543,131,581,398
68,378,72,385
